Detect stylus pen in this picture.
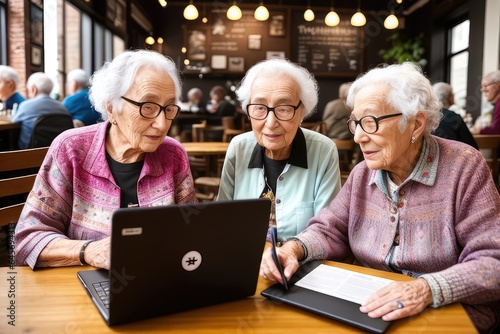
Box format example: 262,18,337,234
268,227,288,290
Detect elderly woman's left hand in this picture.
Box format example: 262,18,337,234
359,278,433,321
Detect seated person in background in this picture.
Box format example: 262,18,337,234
260,62,500,334
322,82,353,139
185,87,206,113
11,72,71,149
15,49,197,270
63,68,101,127
471,70,500,135
0,65,26,111
432,82,478,149
206,85,236,125
217,58,342,244
431,81,466,118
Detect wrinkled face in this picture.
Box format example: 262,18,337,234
249,75,305,160
110,67,176,156
351,85,414,173
0,79,14,101
481,77,500,103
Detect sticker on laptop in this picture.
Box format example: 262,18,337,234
181,251,202,271
121,227,143,236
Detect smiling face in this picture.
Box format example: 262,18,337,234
249,75,305,160
351,84,424,184
481,76,500,104
106,66,176,163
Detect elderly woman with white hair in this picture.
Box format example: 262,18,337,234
260,62,500,333
15,50,197,270
217,58,342,244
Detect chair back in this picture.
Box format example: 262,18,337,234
29,113,74,148
221,116,244,142
0,147,49,227
474,134,500,187
301,121,327,135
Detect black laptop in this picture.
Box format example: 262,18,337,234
261,261,393,334
77,198,271,325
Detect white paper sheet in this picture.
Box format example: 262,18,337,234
295,264,394,305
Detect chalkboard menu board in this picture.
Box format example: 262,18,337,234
184,8,289,75
291,11,364,77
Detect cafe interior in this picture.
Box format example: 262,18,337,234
0,1,499,333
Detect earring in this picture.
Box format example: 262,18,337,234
112,120,117,125
411,136,416,143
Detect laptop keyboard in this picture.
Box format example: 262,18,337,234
92,281,110,309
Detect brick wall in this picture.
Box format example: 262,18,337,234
7,0,27,97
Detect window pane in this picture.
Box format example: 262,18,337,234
450,51,469,109
93,22,104,70
113,35,125,58
81,13,92,75
65,3,81,72
451,20,469,54
0,4,6,64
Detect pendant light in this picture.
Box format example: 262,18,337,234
384,13,399,29
350,0,366,27
304,1,314,22
183,0,199,20
254,1,269,21
227,1,242,21
324,0,340,26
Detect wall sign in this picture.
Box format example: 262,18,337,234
291,11,364,77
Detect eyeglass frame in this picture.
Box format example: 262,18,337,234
481,81,499,89
121,96,181,120
347,112,403,134
246,100,302,121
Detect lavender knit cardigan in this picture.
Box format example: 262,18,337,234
15,121,197,268
296,135,500,331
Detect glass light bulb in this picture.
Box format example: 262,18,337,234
145,36,155,45
157,37,164,44
325,10,340,26
350,11,366,27
227,5,242,21
254,5,269,21
304,9,315,22
384,14,399,29
183,4,199,20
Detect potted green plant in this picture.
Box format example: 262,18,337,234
379,32,427,67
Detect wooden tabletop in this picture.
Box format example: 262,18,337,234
182,142,229,155
0,261,476,333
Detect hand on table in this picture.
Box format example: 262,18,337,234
360,278,433,321
260,241,301,284
85,237,111,270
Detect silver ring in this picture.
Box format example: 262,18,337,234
396,300,404,309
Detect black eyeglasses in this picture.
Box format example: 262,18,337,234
247,100,302,121
347,113,403,134
121,96,180,120
481,81,499,89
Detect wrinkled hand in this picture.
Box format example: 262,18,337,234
360,278,433,321
260,242,301,284
85,237,111,270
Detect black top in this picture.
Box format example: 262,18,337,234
434,108,478,149
106,152,144,208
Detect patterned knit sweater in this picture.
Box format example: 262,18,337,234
297,135,500,332
15,121,197,268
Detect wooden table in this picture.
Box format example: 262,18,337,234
0,261,476,333
0,119,20,151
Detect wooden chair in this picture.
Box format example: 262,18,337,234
221,116,244,142
474,134,500,187
0,147,49,266
301,121,327,135
29,114,74,148
190,121,224,201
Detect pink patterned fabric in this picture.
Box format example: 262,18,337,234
15,121,197,268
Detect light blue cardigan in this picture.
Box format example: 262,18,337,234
217,128,342,242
